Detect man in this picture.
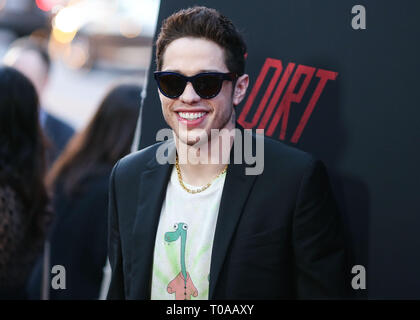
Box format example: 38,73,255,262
108,6,348,300
3,37,75,165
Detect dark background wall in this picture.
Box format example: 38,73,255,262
138,0,420,299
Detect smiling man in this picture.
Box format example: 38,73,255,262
107,6,348,300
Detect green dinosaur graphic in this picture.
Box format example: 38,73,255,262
164,222,198,300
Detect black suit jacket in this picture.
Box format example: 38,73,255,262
107,128,348,299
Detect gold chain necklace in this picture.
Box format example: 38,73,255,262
175,155,228,194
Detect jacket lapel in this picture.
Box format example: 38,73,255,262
130,142,175,299
209,128,258,299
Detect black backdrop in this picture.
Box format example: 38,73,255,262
138,0,420,299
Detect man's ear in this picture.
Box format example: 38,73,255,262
233,74,249,106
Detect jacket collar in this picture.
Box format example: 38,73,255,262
130,143,174,299
209,127,258,298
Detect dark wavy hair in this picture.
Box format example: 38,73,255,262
156,6,247,75
47,84,142,195
0,66,50,236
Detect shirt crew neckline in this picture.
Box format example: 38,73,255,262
169,165,227,196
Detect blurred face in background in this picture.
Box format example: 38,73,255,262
158,37,248,146
3,48,48,99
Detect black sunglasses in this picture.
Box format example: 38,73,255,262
154,71,237,99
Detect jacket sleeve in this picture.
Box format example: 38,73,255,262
107,160,126,299
292,159,348,299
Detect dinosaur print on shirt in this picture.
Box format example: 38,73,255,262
164,222,198,300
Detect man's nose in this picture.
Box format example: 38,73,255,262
179,82,201,104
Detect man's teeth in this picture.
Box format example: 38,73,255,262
178,112,207,120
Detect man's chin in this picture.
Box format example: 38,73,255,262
176,129,209,146
182,136,206,147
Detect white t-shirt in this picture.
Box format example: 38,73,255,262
151,166,226,300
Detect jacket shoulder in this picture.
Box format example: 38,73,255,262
255,134,325,188
262,135,315,168
113,141,167,179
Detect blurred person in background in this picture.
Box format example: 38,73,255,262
27,84,142,299
3,36,75,165
0,66,52,299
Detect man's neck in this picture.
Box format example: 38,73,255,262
175,125,235,187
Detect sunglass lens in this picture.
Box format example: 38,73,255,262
158,74,186,98
194,74,222,98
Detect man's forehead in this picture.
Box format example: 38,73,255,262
161,37,227,72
